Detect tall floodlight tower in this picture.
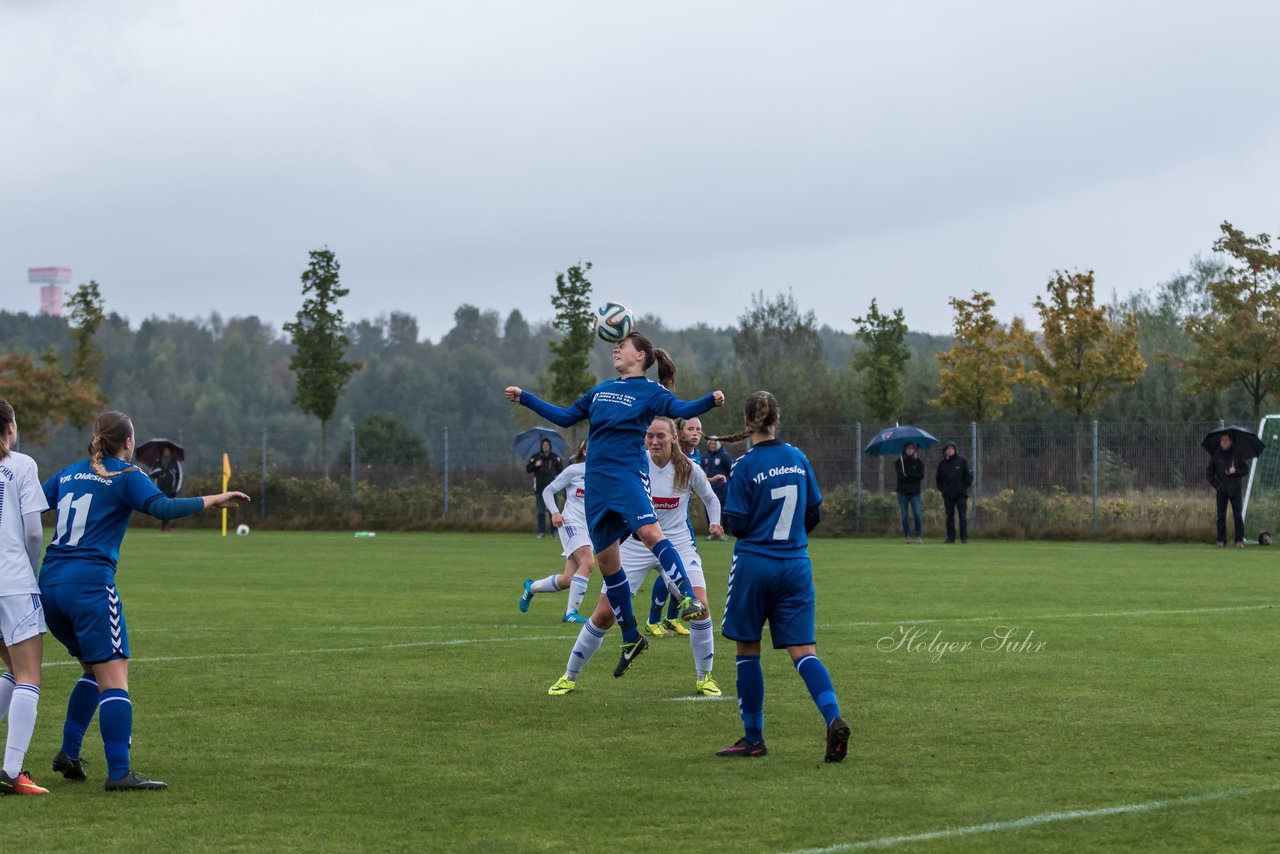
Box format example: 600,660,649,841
28,267,71,316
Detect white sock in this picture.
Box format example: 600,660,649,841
530,574,561,594
566,618,608,680
689,617,715,680
3,684,38,778
0,673,14,724
566,575,589,616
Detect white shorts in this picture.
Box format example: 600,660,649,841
0,593,46,646
557,523,593,559
610,539,706,597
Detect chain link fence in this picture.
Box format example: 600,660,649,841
25,419,1280,540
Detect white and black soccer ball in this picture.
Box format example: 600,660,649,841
235,524,250,537
595,302,635,343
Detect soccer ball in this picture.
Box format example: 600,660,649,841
236,524,250,536
595,302,634,343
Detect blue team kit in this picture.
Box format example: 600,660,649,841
721,440,823,648
520,376,716,552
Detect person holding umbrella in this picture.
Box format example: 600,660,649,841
136,440,184,533
514,430,565,538
1203,427,1264,548
895,442,926,544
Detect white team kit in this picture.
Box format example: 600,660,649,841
0,451,49,644
615,458,721,596
542,462,591,557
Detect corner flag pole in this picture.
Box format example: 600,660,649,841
222,453,231,537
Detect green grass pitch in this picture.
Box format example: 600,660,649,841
9,532,1278,852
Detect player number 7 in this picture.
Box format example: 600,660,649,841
770,485,797,540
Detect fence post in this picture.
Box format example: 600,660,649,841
854,422,862,535
971,421,978,528
260,427,268,521
443,426,450,520
1091,419,1099,533
350,427,357,513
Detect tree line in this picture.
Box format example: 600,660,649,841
1,222,1275,476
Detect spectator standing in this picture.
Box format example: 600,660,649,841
701,438,734,540
934,441,973,544
527,438,563,538
1206,434,1248,548
895,442,925,544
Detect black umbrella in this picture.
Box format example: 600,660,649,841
135,438,185,467
1201,426,1265,459
513,427,568,460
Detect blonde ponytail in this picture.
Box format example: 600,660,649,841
708,391,779,445
88,411,140,478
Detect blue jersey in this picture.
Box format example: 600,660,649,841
40,457,202,586
723,440,822,558
520,377,715,483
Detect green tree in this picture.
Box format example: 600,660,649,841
64,280,109,432
733,291,828,422
546,262,596,404
852,299,910,424
932,291,1031,421
356,413,429,468
1183,222,1280,423
283,248,362,472
1028,270,1147,423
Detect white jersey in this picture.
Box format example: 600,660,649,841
0,451,47,595
542,462,587,530
648,455,720,551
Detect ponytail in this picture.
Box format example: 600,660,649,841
0,399,14,461
654,348,676,391
88,411,140,478
708,391,779,445
621,332,677,390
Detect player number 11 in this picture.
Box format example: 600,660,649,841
55,492,94,547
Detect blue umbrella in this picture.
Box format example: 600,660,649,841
864,425,938,456
513,427,569,460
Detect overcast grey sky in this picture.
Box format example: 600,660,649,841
3,1,1277,341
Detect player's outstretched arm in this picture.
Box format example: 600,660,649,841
666,389,725,419
203,491,250,510
505,386,590,428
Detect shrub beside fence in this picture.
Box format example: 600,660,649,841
94,419,1280,542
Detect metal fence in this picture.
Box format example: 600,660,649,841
27,418,1278,536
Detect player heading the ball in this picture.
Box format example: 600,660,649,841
505,329,724,678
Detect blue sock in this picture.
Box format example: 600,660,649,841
736,655,764,744
648,577,668,625
665,592,680,621
651,538,694,600
794,654,842,726
602,570,640,643
98,689,133,780
61,674,99,759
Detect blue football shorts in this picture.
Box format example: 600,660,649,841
586,469,659,553
40,582,130,664
721,553,816,649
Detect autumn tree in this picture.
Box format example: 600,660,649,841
283,248,361,471
1182,222,1280,423
852,299,910,424
546,262,596,404
932,291,1031,421
0,350,74,445
1027,271,1146,423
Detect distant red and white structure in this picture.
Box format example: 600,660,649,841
28,267,71,316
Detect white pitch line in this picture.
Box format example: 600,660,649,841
822,604,1275,630
668,695,729,702
40,605,1274,669
41,634,574,667
780,784,1280,853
